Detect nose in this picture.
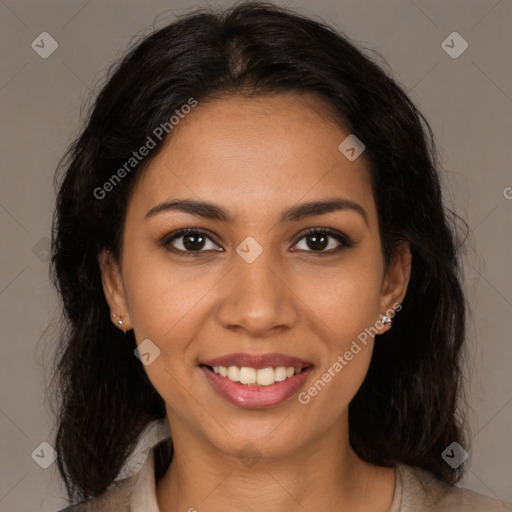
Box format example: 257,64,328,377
214,250,300,338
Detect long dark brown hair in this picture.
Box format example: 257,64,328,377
50,1,468,504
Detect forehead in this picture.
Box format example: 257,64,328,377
128,93,376,226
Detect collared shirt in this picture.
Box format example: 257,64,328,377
60,447,511,511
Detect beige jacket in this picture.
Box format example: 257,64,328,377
59,448,511,511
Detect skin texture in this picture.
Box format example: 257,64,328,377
99,92,412,512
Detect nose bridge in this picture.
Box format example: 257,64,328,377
215,245,298,335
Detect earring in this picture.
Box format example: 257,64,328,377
112,312,124,330
380,314,392,327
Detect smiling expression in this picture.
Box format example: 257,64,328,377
99,91,410,460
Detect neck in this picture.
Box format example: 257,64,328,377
156,415,396,512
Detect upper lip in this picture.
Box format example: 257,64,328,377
201,352,312,370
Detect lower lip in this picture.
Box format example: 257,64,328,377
200,366,313,409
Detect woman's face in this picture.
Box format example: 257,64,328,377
100,92,410,461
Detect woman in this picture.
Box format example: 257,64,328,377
50,2,510,511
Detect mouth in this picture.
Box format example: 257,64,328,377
205,364,305,385
200,353,314,408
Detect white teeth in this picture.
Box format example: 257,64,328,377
211,365,303,386
239,367,256,384
256,367,275,386
274,367,287,382
227,365,240,381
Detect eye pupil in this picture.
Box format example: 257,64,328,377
183,233,206,251
307,233,328,251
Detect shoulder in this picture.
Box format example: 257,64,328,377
56,447,161,512
396,463,511,512
56,475,135,511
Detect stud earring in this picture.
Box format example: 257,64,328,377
380,314,392,327
112,312,124,330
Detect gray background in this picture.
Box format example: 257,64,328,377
0,0,511,510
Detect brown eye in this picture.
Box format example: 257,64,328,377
304,232,330,251
181,232,207,251
162,229,222,256
292,228,353,254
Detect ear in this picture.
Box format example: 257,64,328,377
97,249,133,332
377,240,412,332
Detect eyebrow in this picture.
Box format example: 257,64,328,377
144,197,368,226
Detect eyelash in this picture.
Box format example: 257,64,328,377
160,227,354,258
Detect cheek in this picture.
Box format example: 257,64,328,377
121,251,223,376
124,266,205,338
303,254,384,339
296,256,383,407
121,260,209,410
